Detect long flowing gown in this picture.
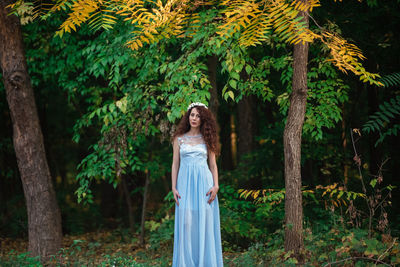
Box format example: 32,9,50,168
172,134,223,267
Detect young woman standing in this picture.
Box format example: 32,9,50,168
171,102,223,267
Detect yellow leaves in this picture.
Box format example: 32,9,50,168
316,31,383,86
116,0,190,51
216,0,382,86
239,184,366,212
217,0,262,41
353,128,362,137
56,0,99,37
48,0,71,13
217,0,318,47
239,188,285,205
46,0,382,86
291,0,321,12
54,0,120,37
7,0,48,25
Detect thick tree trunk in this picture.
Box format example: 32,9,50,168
0,1,62,262
283,4,309,258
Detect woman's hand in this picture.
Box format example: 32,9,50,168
206,186,219,204
172,188,181,206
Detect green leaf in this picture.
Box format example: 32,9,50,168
229,79,237,89
227,90,234,100
230,72,240,80
245,65,252,75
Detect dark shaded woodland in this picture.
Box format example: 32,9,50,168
1,0,400,266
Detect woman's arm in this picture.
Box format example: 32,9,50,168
206,151,219,204
171,137,181,205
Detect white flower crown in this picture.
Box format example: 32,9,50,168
187,102,208,111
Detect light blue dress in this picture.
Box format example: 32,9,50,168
172,134,223,267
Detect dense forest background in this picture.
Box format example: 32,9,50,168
1,0,400,266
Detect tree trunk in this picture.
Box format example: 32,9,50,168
220,106,234,170
237,95,255,159
121,174,135,232
0,1,62,262
367,86,382,175
341,104,349,189
283,3,309,258
140,170,150,246
207,55,219,117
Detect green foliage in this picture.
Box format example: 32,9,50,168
223,227,400,266
146,214,175,252
276,54,350,140
362,71,400,145
306,228,400,266
219,185,280,250
239,183,366,214
380,72,400,87
0,251,41,267
221,45,273,102
2,227,398,266
363,95,400,146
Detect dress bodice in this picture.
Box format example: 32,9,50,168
178,134,208,165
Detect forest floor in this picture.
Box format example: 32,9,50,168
0,229,245,266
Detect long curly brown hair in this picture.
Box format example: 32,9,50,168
172,106,220,155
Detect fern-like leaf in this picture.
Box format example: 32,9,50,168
7,0,51,25
56,0,100,37
363,95,400,145
118,0,189,50
317,31,382,86
379,72,400,87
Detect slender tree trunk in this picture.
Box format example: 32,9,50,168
207,55,219,117
367,86,382,175
237,69,255,160
283,2,309,258
237,95,255,159
121,174,135,232
341,104,349,189
220,107,234,170
0,2,62,262
140,170,150,246
101,181,118,219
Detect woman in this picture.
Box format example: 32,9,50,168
171,102,224,267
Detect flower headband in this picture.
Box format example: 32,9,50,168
187,102,208,111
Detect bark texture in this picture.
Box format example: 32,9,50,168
0,1,62,262
283,6,309,257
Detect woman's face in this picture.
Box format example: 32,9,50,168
189,108,201,128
